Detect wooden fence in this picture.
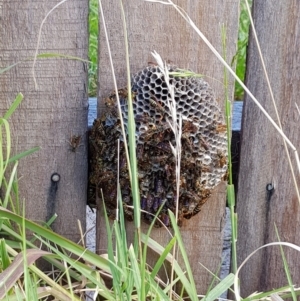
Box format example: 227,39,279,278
236,1,300,296
0,0,299,297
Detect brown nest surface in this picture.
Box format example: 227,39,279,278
88,65,227,227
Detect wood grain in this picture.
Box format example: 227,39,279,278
97,0,239,294
237,1,300,296
0,0,88,242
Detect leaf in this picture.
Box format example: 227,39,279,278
0,249,51,299
201,273,235,301
3,93,24,120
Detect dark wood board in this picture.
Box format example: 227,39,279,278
237,1,300,296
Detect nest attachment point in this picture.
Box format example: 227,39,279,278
88,65,228,227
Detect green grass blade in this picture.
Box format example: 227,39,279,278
128,244,141,297
168,210,198,301
2,224,83,282
102,202,122,296
0,53,90,76
227,184,237,273
274,224,297,301
141,234,194,297
35,52,90,63
242,285,291,301
0,62,21,75
34,235,114,300
2,162,18,209
150,236,176,279
0,208,110,271
0,118,11,176
0,162,18,231
4,147,40,165
119,0,140,230
201,273,235,301
0,239,11,270
3,93,24,120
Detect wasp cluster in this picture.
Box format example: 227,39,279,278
89,65,227,227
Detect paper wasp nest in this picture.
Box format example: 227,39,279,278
89,65,227,227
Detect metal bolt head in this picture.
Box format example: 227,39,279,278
51,173,60,183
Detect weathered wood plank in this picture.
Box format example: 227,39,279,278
237,1,300,296
97,0,239,294
0,0,88,242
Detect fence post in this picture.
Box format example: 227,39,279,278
237,1,300,296
96,0,239,294
0,0,88,242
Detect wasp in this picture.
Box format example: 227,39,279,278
182,120,198,134
181,133,195,152
208,122,227,133
137,144,144,160
155,141,171,153
143,124,171,145
98,171,115,185
141,196,147,210
164,164,173,180
160,212,170,227
177,212,184,227
199,136,210,150
222,170,229,182
217,151,227,168
140,178,151,192
216,124,227,133
119,155,128,172
122,194,131,204
192,203,202,215
152,197,159,212
106,208,117,220
87,184,96,208
179,200,198,219
104,96,116,110
68,134,82,152
135,114,155,124
118,87,136,100
146,193,154,209
151,155,169,165
123,203,134,221
92,118,106,137
180,174,188,190
155,178,164,195
108,188,117,203
149,94,169,117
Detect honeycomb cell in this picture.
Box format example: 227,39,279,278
143,85,150,92
162,89,168,95
137,79,144,87
155,86,162,93
181,94,188,102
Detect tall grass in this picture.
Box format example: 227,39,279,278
234,0,253,100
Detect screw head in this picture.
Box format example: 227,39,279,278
51,173,60,183
266,183,274,192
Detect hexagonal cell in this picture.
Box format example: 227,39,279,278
155,86,162,93
137,79,144,87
